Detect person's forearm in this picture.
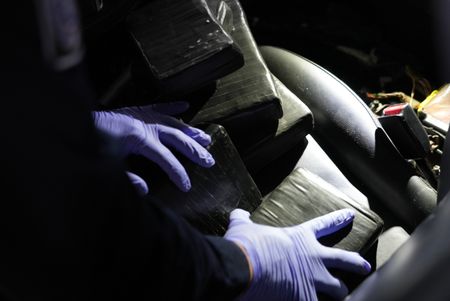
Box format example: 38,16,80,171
232,241,254,287
121,199,251,301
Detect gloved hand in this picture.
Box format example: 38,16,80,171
93,102,215,193
224,208,371,301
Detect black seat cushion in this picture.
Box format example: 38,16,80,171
259,45,436,229
348,128,450,301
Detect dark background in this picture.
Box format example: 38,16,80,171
81,0,444,106
241,0,441,103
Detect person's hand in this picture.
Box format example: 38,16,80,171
224,208,371,301
93,102,215,194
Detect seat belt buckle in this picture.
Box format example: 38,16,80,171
379,103,430,159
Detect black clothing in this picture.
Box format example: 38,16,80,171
0,2,249,300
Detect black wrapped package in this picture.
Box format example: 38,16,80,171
150,124,262,235
242,75,314,172
251,167,384,254
190,0,283,153
127,0,244,98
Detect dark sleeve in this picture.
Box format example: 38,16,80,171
0,3,249,300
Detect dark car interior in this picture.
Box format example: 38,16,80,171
78,0,450,299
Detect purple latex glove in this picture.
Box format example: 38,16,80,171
93,102,215,193
126,171,149,197
224,208,371,301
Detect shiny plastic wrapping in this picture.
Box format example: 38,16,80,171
151,124,262,235
127,0,244,97
191,0,283,152
252,168,384,254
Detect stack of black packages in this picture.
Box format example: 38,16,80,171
128,0,285,155
144,124,383,256
126,1,385,278
127,0,245,98
190,0,284,154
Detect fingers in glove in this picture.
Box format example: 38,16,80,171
182,126,211,147
315,271,349,300
159,125,215,168
229,209,253,227
126,171,149,196
133,103,212,147
322,248,371,274
304,209,355,239
140,142,191,192
159,116,212,147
